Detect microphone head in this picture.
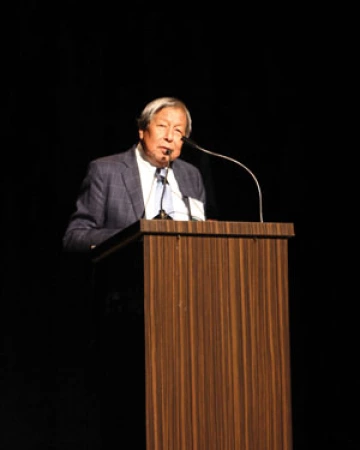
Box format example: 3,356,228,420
181,135,197,148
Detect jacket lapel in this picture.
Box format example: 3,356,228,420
172,162,196,199
120,147,146,219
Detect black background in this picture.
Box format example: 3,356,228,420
1,3,357,449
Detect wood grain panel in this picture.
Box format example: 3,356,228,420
91,219,295,262
143,233,292,450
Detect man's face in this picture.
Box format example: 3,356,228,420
139,106,187,167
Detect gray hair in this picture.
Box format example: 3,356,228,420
137,97,192,137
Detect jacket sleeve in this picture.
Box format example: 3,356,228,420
62,161,121,253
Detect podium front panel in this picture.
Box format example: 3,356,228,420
142,233,292,450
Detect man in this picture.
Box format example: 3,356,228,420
62,97,207,252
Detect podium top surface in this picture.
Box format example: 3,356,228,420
91,219,295,262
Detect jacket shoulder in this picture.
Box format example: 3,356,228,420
92,146,136,164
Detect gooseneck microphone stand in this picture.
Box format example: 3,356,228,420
182,136,264,222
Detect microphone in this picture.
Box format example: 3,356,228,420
153,149,173,220
181,136,264,222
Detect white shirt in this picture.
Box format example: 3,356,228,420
135,145,205,221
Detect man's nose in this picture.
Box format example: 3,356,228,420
164,128,175,140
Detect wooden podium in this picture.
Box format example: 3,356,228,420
91,219,295,450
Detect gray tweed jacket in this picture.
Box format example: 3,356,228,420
62,145,206,252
